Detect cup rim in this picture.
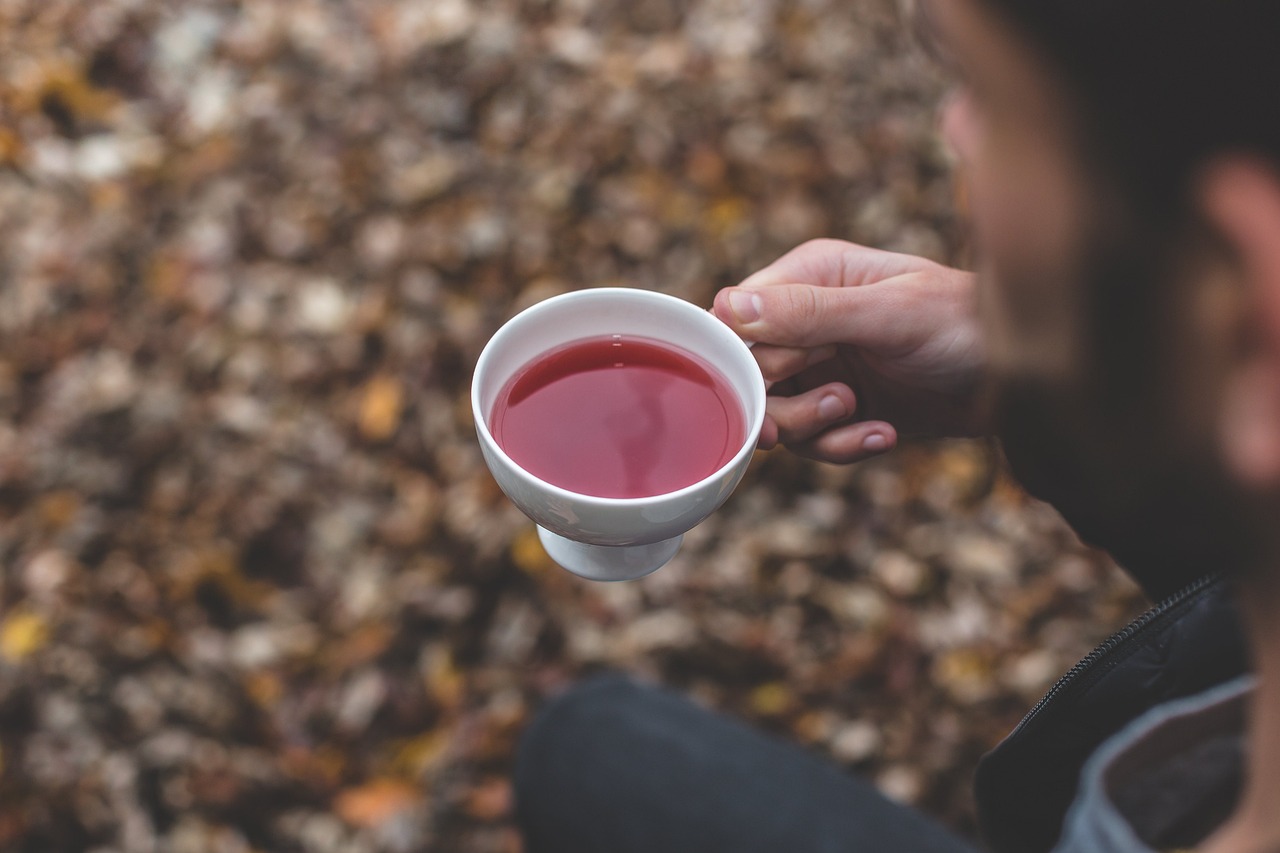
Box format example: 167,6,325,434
471,287,766,508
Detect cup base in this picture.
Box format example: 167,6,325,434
536,527,683,582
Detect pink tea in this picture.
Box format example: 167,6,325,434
490,335,746,498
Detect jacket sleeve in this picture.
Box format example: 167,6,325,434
972,573,1249,853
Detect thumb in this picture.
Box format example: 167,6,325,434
714,281,913,350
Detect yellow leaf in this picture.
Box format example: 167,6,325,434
511,526,555,577
334,779,418,828
359,375,404,441
705,196,750,237
424,646,465,711
389,730,450,778
0,612,48,662
749,682,794,717
933,649,996,704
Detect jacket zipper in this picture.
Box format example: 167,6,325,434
1006,572,1221,739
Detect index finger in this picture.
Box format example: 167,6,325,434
737,238,944,291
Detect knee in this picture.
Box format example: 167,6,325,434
514,672,639,786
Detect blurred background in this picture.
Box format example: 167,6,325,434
0,0,1147,851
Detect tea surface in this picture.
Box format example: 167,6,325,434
491,335,745,498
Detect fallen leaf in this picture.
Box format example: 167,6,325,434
13,60,119,121
36,491,80,529
464,777,511,821
0,128,22,166
510,526,555,577
748,682,795,717
793,710,835,744
281,746,347,789
359,375,404,441
328,623,395,671
335,778,419,828
389,729,451,778
244,671,283,707
0,612,48,662
705,196,750,238
933,649,997,704
424,646,465,712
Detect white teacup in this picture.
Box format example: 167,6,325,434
472,287,766,581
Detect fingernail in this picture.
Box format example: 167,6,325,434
818,394,845,420
863,434,889,452
728,290,762,324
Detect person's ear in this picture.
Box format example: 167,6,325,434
1200,159,1280,489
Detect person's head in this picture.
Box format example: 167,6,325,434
925,0,1280,592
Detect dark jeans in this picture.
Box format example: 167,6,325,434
514,674,983,853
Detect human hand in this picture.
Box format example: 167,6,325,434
713,239,984,464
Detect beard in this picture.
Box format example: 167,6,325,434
986,215,1264,599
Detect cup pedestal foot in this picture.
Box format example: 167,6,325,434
536,527,683,581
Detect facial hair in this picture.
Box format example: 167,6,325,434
987,213,1264,599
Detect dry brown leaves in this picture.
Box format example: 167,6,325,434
0,1,1145,851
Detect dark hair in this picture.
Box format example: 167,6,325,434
974,1,1280,223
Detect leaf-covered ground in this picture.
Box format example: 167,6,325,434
0,1,1145,850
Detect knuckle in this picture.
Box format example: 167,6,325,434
796,237,843,255
781,286,823,336
758,348,805,382
760,362,792,383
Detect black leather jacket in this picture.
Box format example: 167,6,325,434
973,572,1250,853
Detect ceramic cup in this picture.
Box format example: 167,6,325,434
472,287,766,581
